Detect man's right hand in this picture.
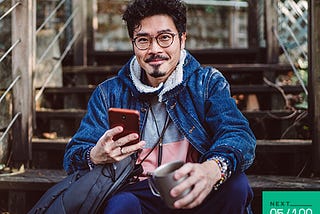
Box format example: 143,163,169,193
90,126,145,164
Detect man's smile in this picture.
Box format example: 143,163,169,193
145,55,169,65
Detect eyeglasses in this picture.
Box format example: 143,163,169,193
132,33,176,50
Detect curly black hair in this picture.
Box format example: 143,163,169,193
122,0,187,39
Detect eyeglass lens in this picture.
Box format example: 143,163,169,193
133,33,175,50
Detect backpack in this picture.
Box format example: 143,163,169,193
28,155,140,214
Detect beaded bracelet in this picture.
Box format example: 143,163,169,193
86,147,95,170
207,156,232,190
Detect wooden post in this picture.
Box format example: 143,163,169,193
247,0,259,48
310,0,320,175
73,0,87,66
86,0,94,65
264,0,281,110
265,0,279,63
8,191,27,214
229,7,239,47
11,0,35,164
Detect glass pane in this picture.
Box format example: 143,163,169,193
93,0,248,51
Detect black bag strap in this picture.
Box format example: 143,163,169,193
134,113,170,176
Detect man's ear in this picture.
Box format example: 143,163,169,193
180,32,187,49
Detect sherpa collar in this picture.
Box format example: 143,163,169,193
130,49,187,102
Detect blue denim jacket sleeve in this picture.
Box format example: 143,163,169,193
63,87,109,174
201,69,256,172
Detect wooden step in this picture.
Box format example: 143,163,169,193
31,138,68,169
41,86,95,94
249,174,320,191
32,137,70,151
248,139,312,176
210,63,292,73
242,109,306,118
63,65,121,74
0,169,67,214
36,108,86,118
231,85,303,94
256,139,311,149
34,109,85,138
0,169,67,191
1,168,319,213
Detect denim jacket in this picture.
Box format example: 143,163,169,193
63,51,256,174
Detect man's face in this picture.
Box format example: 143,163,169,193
132,15,186,87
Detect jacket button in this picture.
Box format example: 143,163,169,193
170,103,176,109
189,126,195,133
141,107,147,112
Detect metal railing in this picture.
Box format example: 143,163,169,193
0,1,20,21
0,0,23,170
277,0,308,63
34,0,82,101
273,0,308,97
0,0,85,169
273,28,308,96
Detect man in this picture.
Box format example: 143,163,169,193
63,0,256,213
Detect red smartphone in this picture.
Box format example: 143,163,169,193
108,108,140,145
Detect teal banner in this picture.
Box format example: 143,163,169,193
263,191,320,214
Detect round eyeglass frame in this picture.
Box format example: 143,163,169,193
132,33,177,50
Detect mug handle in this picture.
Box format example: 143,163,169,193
148,178,161,197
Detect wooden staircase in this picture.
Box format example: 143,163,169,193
1,49,318,213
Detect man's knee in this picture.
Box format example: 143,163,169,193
221,173,253,203
199,173,253,213
104,192,141,214
217,172,253,211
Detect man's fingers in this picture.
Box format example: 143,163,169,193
115,133,139,146
119,140,145,155
99,126,123,146
173,162,193,180
94,127,143,164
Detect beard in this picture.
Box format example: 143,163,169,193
149,65,166,78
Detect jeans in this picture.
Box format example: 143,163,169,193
104,172,253,214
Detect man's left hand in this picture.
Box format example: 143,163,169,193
170,160,221,209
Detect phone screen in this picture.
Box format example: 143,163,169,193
108,108,140,145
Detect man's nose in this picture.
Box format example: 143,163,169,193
148,38,162,52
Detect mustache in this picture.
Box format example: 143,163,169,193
145,55,169,63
